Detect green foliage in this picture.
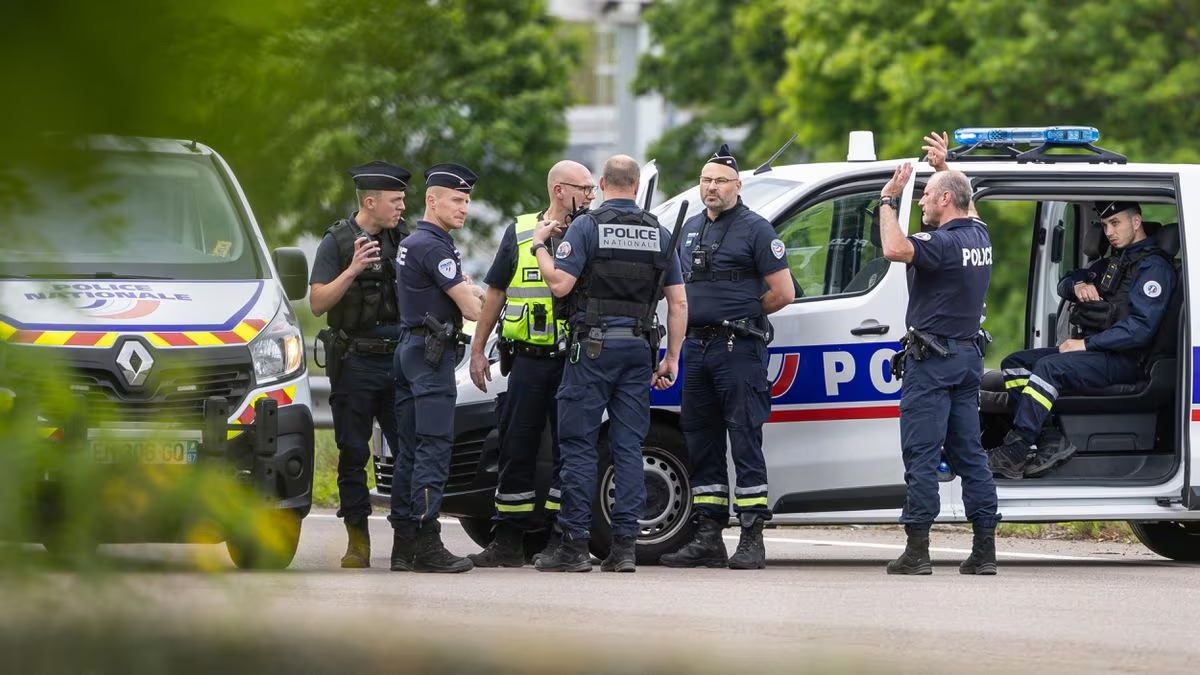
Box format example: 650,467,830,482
0,0,580,244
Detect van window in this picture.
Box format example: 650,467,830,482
1,152,263,280
774,190,887,298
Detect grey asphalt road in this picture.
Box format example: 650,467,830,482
18,511,1200,674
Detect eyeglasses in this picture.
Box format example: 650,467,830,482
699,177,737,186
558,182,597,193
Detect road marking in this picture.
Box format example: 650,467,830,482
310,515,1109,562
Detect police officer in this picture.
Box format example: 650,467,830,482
465,160,596,567
658,144,795,570
988,201,1175,479
388,163,483,574
529,154,687,573
309,160,409,569
879,163,1000,576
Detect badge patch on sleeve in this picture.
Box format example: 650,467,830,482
770,239,786,259
437,258,457,279
913,232,932,241
555,241,572,259
1143,280,1162,298
598,223,659,251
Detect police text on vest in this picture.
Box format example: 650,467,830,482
599,224,660,251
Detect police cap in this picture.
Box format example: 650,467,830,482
1096,201,1141,219
706,143,739,172
347,161,411,191
424,163,478,193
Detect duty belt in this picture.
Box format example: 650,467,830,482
685,324,735,340
346,337,400,355
507,341,566,359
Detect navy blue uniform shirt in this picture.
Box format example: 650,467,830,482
553,198,683,328
679,199,789,325
396,221,465,328
906,216,992,340
1057,237,1176,352
310,211,401,339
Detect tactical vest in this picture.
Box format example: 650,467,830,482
571,206,666,331
500,213,568,346
324,218,400,333
1070,245,1172,334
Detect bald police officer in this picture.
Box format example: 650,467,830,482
530,154,687,573
660,144,795,570
879,163,1000,576
388,163,483,574
466,160,596,567
309,160,409,569
988,201,1176,479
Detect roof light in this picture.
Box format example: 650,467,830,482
846,130,876,162
953,126,1100,146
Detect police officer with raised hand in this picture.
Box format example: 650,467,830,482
465,160,596,568
309,160,409,569
388,163,483,574
659,144,794,570
879,161,1000,576
988,201,1175,479
529,154,687,573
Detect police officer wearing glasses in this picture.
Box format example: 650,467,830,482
529,154,687,573
388,163,483,574
659,144,794,570
879,162,1000,576
309,160,409,569
466,160,596,567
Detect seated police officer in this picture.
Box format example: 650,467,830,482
309,160,409,569
465,160,596,567
988,201,1176,479
529,154,687,573
388,163,483,574
659,144,795,570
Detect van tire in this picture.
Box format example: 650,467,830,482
1129,521,1200,562
590,421,694,565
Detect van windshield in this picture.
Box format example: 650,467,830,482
0,151,263,280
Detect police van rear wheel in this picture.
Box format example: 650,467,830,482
592,422,694,565
1129,521,1200,562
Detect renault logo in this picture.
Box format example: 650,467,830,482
115,341,154,387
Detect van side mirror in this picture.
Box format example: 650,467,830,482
273,247,309,301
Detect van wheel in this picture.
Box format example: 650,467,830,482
226,510,302,570
1129,521,1200,562
591,421,694,565
457,516,550,562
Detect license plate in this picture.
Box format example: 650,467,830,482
91,439,199,465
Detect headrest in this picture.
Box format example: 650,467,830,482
1157,223,1180,257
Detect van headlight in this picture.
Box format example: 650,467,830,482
249,303,304,385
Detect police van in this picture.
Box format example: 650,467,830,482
372,127,1200,563
0,136,314,568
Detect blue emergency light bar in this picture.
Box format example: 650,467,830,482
953,126,1100,146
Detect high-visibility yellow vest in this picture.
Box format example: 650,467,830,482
500,213,567,346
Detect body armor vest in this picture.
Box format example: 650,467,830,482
571,206,665,330
325,218,401,333
1070,245,1171,334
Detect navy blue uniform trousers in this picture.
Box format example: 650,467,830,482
555,337,652,540
899,339,999,528
494,352,564,528
1001,347,1141,444
331,352,399,520
389,331,459,527
679,336,771,518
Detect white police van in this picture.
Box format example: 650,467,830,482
373,127,1200,563
0,136,314,568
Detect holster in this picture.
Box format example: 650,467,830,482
498,340,515,376
317,328,347,388
423,332,445,368
889,348,907,381
586,327,604,360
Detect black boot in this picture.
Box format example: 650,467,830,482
886,526,932,575
959,525,997,575
531,528,562,565
340,516,371,569
600,535,637,573
389,521,416,572
987,430,1033,480
534,535,591,573
727,514,767,570
468,522,526,568
412,521,473,573
1024,430,1077,478
660,515,728,568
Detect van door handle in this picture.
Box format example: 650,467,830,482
850,324,890,336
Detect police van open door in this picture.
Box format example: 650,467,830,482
762,162,920,522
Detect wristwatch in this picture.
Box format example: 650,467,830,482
530,241,549,255
879,196,900,209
